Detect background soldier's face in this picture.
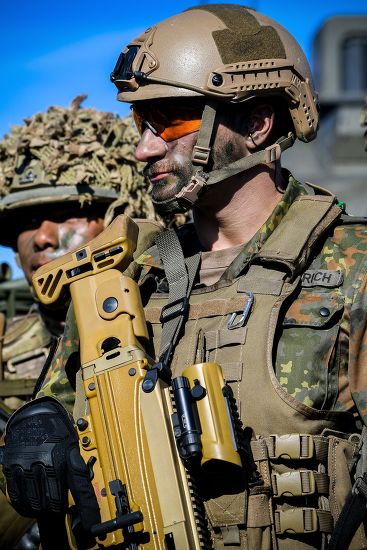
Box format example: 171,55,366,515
16,204,105,284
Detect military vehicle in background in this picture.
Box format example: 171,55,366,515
0,264,33,317
285,15,367,215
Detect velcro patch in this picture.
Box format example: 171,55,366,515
301,269,343,288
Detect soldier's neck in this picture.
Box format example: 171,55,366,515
193,170,284,252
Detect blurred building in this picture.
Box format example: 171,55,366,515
285,15,367,215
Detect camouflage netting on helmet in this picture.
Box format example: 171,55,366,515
0,95,155,219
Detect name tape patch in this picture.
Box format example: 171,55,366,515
301,269,343,288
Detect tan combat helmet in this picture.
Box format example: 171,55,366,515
0,95,155,246
111,4,319,211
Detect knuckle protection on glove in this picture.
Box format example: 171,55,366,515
2,397,80,517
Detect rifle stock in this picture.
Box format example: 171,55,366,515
33,215,209,549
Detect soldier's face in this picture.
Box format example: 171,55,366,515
134,100,249,213
136,129,197,209
16,206,105,284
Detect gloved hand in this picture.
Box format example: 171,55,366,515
0,396,100,534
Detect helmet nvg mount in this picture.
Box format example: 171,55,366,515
0,95,155,245
111,4,319,212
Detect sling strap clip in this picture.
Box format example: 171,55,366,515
160,296,189,323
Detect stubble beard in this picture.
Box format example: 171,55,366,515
147,162,195,215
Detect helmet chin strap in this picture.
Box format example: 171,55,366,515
151,101,295,214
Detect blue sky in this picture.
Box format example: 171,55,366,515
1,0,366,278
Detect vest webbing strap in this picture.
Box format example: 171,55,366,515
155,230,200,368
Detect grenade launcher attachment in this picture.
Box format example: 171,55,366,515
32,214,246,549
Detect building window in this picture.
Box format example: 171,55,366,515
342,35,367,92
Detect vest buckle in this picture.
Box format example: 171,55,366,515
275,508,318,534
272,470,316,498
159,297,189,323
192,145,211,165
268,434,314,460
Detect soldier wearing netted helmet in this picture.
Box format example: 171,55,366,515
3,5,367,549
0,94,157,407
0,95,159,549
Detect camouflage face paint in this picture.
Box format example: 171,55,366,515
17,215,104,284
143,132,197,214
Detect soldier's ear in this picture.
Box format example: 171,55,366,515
245,104,275,150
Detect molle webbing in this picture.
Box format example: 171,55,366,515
185,5,286,63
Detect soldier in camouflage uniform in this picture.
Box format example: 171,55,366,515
0,96,156,549
2,5,367,550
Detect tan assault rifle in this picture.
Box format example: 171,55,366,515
33,215,244,549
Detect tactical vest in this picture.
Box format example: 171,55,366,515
143,194,367,549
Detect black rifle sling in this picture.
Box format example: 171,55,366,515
327,476,367,549
328,427,367,549
156,229,200,368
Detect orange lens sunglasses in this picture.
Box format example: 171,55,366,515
132,103,203,142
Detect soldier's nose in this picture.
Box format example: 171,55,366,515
33,220,59,250
135,128,167,162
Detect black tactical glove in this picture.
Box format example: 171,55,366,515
0,397,100,534
14,522,40,550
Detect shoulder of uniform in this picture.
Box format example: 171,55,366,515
332,214,367,238
339,214,367,225
3,311,52,360
320,215,367,275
